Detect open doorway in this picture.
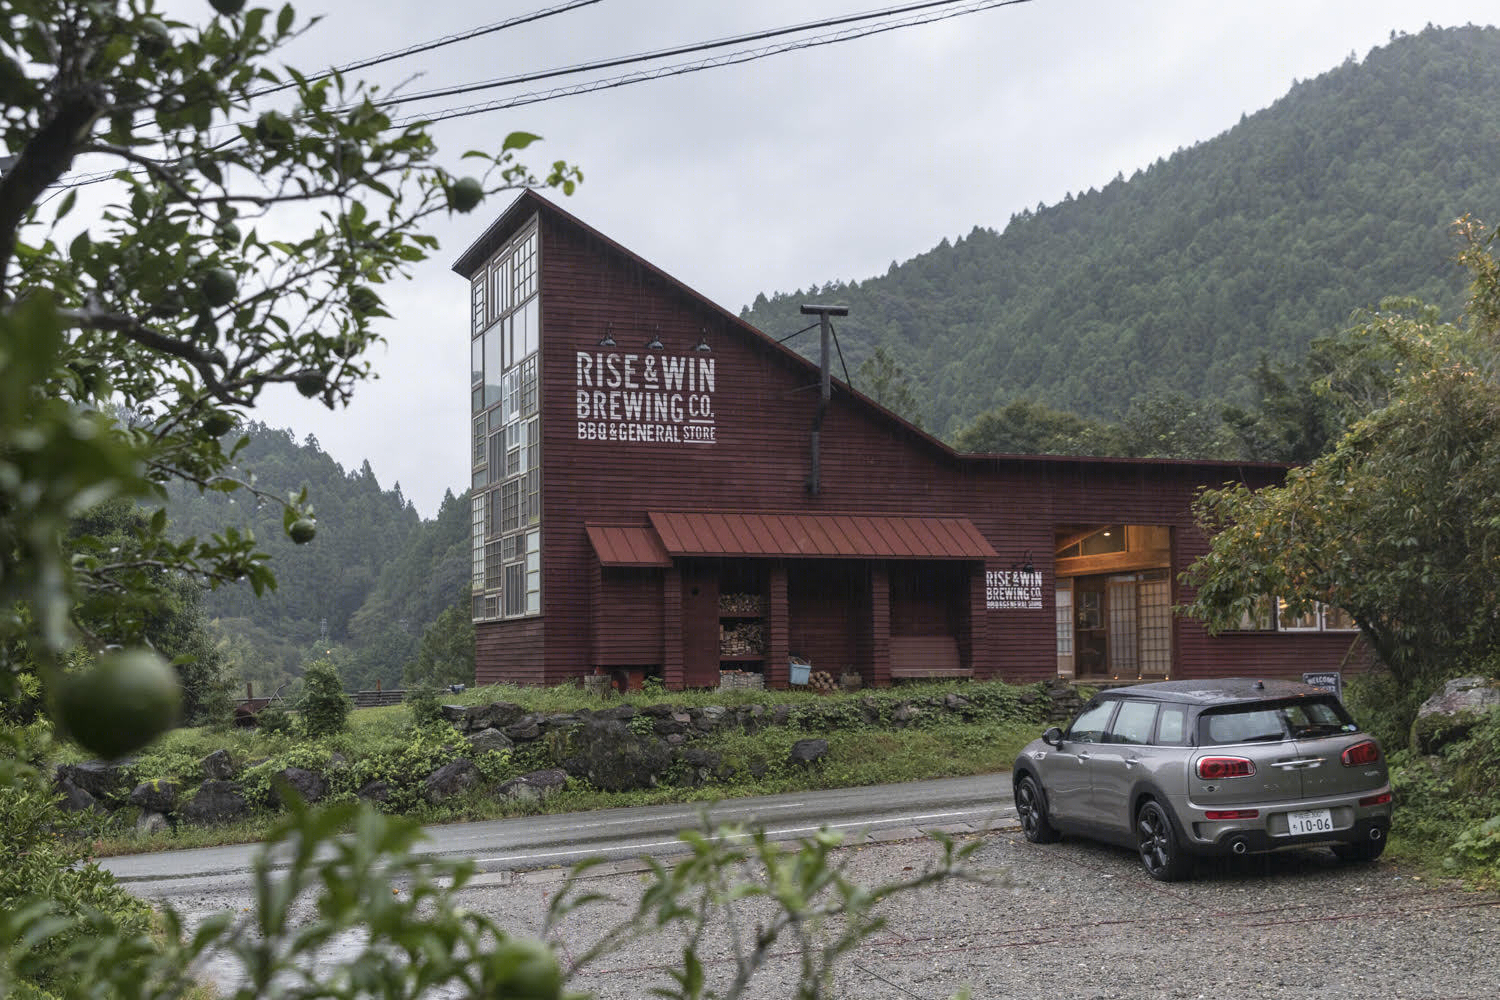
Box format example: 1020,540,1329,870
1055,525,1172,681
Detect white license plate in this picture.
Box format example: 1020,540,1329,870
1286,808,1335,835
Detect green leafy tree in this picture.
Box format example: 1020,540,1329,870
855,346,925,429
0,0,575,714
403,586,475,688
1185,218,1500,693
298,657,349,737
952,398,1112,454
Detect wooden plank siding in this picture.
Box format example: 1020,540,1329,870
454,192,1359,689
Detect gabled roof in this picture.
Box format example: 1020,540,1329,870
453,190,1285,481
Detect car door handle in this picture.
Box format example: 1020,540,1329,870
1272,758,1323,770
1124,757,1139,768
1077,752,1092,761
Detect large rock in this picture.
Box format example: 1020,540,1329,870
269,766,328,808
181,781,249,825
1412,676,1500,753
789,738,829,767
441,701,528,734
563,718,670,792
136,811,170,837
128,779,180,814
495,768,568,805
503,715,543,741
200,749,236,780
356,778,391,803
54,776,104,814
468,727,515,754
56,760,130,805
424,758,480,804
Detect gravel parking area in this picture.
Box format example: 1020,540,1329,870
167,821,1499,999
458,826,1500,1000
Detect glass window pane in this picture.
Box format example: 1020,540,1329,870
1155,705,1189,745
1066,702,1115,744
1106,701,1158,745
483,323,504,408
520,298,538,358
1277,598,1319,631
1323,605,1357,631
471,336,483,387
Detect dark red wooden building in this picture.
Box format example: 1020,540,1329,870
453,192,1361,690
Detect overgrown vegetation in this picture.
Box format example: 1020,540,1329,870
1343,671,1500,885
73,679,1045,857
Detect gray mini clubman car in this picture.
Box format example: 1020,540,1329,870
1012,678,1393,881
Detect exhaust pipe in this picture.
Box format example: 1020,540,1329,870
1230,837,1249,855
1369,827,1384,841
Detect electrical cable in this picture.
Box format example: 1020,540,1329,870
400,0,1028,125
51,0,1030,190
374,0,1008,111
248,0,606,98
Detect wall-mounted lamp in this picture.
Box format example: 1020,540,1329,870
645,325,664,351
694,328,712,352
598,323,616,347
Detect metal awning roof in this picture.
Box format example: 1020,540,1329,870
585,524,672,567
647,511,998,560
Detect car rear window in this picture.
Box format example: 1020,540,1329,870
1198,697,1358,745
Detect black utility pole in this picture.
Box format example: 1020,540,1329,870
798,303,848,496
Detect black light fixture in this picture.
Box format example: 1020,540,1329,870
694,327,712,352
645,325,664,350
598,323,616,347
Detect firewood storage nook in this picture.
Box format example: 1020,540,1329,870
454,192,1365,690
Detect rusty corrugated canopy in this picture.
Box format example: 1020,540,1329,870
585,524,672,567
647,511,998,560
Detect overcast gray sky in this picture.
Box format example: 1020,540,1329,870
222,0,1494,516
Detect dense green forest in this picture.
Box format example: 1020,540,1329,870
740,25,1500,439
163,425,470,696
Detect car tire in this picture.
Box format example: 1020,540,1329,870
1136,799,1192,882
1014,774,1061,844
1332,837,1386,863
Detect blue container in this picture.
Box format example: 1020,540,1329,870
789,660,811,685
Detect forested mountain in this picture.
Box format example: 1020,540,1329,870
740,25,1500,438
164,425,468,694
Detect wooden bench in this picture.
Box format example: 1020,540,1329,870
888,636,972,679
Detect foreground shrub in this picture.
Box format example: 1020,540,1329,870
299,659,351,738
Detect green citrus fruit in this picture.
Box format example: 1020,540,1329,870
202,410,235,437
210,0,247,15
294,371,324,397
449,177,484,213
289,518,317,544
56,649,183,760
201,267,237,307
485,937,564,1000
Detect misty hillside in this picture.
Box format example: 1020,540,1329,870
739,24,1500,437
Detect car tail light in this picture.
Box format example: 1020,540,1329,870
1204,809,1260,820
1341,741,1381,766
1197,756,1256,779
1358,792,1392,807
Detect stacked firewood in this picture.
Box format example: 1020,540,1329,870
720,621,764,656
808,670,838,693
719,592,765,615
718,668,765,690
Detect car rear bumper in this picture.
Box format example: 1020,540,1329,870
1180,789,1393,856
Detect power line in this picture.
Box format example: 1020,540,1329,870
400,0,1029,126
376,0,1010,111
53,0,1031,190
248,0,606,98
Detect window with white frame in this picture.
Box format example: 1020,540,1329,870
1230,597,1358,633
470,218,542,622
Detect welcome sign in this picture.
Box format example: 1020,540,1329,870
575,351,718,444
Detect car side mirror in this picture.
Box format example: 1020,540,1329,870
1042,726,1063,748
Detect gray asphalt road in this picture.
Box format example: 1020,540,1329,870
102,772,1015,896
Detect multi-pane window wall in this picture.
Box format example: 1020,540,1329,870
470,220,541,622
